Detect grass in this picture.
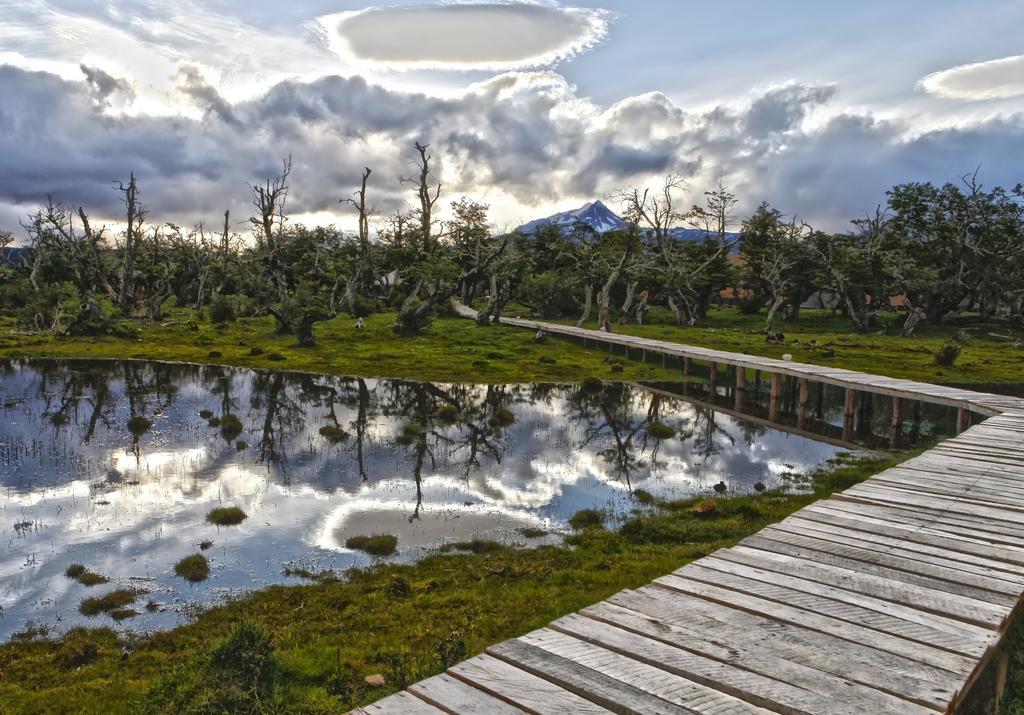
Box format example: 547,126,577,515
568,509,605,530
64,564,109,587
0,453,905,713
553,305,1024,384
78,589,137,618
174,554,210,583
0,308,686,384
346,534,399,557
205,507,247,526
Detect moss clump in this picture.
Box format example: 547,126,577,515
198,409,214,419
491,408,516,427
79,589,136,617
318,425,349,443
207,416,221,427
935,343,961,367
109,608,138,621
436,404,460,423
569,509,605,530
249,346,264,356
64,564,109,586
517,527,548,538
207,350,222,358
126,416,153,436
647,422,676,440
219,414,243,440
581,377,603,393
439,540,504,555
632,489,657,505
174,554,210,583
206,507,247,526
266,352,287,361
345,534,398,556
54,628,109,669
199,540,214,551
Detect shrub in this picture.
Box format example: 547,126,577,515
519,272,579,319
174,554,210,582
935,344,961,367
436,404,460,423
318,425,349,443
569,509,605,530
206,507,247,526
127,416,153,436
55,628,105,669
219,414,243,441
209,294,236,325
648,422,676,440
346,534,398,556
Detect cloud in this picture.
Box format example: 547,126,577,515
0,63,1022,239
320,2,609,71
79,64,136,110
921,55,1024,101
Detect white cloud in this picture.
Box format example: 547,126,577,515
319,2,609,71
921,55,1024,101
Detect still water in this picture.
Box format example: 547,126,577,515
1,358,919,639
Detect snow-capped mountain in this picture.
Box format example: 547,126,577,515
518,200,742,246
517,200,627,235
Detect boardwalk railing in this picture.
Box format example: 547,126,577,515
356,304,1024,714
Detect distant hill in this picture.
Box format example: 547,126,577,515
518,200,742,246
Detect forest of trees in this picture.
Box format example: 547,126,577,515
1,141,1022,346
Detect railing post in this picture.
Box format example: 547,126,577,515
797,379,809,430
890,397,903,449
769,373,782,422
683,357,691,376
844,388,857,442
709,362,718,391
958,405,971,433
735,367,747,410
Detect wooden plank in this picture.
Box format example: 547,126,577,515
746,530,1021,602
353,691,446,714
487,638,697,714
449,654,612,714
672,561,993,656
808,498,1024,547
408,673,526,714
714,546,1010,628
521,625,777,714
794,503,1024,565
775,516,1024,580
557,608,925,715
840,484,1024,524
605,585,960,708
642,572,975,676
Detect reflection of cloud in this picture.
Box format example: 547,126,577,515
921,55,1024,101
320,3,609,71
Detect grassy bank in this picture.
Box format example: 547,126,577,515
559,306,1024,384
0,309,685,384
0,453,902,714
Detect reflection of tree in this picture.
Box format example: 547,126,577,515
248,371,303,470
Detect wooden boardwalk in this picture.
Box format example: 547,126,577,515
355,306,1024,714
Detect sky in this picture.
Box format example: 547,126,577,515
1,0,1023,238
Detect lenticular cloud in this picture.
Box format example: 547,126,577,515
319,3,609,71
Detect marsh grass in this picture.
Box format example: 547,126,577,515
79,589,137,617
206,507,247,526
0,453,943,713
345,534,398,556
64,564,109,587
174,555,210,583
568,509,605,530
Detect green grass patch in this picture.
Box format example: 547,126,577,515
205,507,247,526
345,534,399,557
438,540,504,555
64,564,109,587
568,509,605,530
79,589,137,617
0,451,940,714
174,555,210,583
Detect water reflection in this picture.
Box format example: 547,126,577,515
3,359,857,639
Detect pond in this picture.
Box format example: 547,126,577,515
0,359,956,640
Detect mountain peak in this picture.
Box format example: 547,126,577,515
517,200,627,235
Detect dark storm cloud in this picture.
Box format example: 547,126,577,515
0,64,1022,235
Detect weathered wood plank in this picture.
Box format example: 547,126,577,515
352,691,446,714
487,638,697,714
449,654,613,714
408,673,527,714
715,546,1010,628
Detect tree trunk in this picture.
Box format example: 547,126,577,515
618,281,637,324
575,283,594,328
765,295,786,333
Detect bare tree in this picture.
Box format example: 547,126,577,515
115,173,147,311
338,166,376,313
399,142,442,255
